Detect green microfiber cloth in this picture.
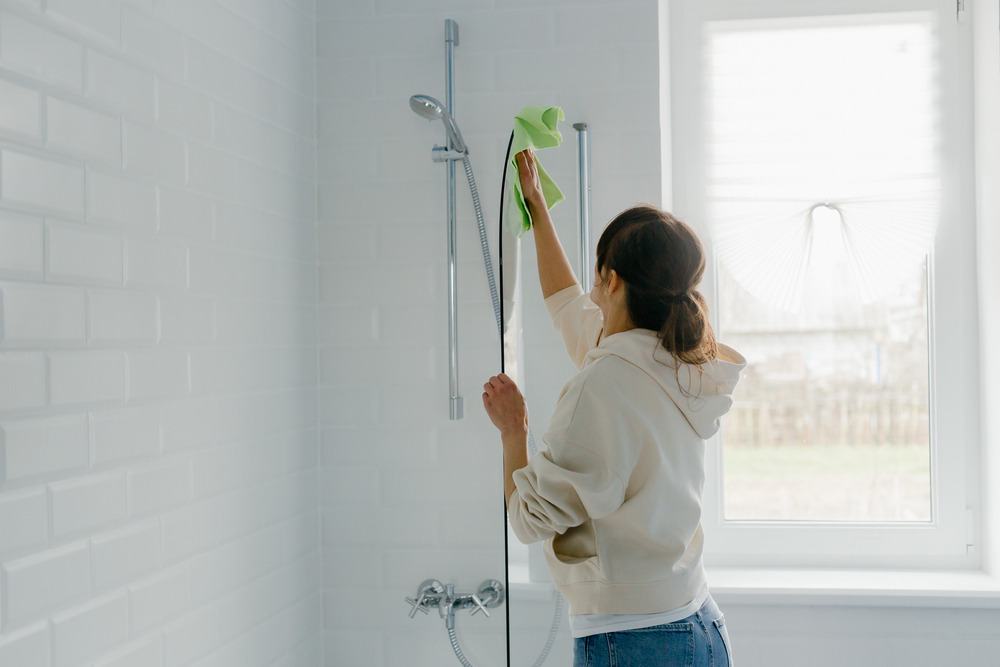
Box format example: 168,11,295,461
509,105,565,237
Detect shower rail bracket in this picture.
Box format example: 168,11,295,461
432,146,468,162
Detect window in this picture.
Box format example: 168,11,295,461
668,0,979,567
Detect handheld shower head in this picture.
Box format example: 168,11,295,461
409,94,443,120
409,94,467,154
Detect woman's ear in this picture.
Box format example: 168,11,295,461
607,269,625,296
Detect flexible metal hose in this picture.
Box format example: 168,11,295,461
531,592,565,667
444,594,564,667
462,156,502,336
447,625,475,667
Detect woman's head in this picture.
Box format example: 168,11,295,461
594,205,717,365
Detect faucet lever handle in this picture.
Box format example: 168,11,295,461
405,593,430,618
468,593,490,617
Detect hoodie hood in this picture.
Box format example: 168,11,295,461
583,329,746,439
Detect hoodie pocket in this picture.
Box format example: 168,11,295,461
545,543,602,585
550,524,601,576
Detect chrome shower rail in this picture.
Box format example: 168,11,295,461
445,19,461,420
574,123,592,284
411,19,501,421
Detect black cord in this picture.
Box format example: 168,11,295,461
499,131,513,372
499,129,514,667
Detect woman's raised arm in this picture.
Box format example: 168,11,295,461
516,149,579,298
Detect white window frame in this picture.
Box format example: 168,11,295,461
666,0,981,569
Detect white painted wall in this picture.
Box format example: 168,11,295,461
720,601,1000,666
973,0,1000,578
0,1,321,665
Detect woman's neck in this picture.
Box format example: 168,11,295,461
603,302,635,338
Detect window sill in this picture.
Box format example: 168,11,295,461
508,564,558,602
707,567,1000,608
508,566,1000,607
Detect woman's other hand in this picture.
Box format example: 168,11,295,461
515,149,545,212
482,373,528,439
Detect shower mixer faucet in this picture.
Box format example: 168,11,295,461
404,578,505,629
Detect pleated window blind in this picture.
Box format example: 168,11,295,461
705,13,940,312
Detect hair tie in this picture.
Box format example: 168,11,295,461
665,291,690,304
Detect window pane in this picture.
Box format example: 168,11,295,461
705,13,938,522
720,258,931,522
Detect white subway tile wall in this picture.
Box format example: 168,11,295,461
90,520,161,590
0,1,320,666
47,222,124,287
0,351,46,411
0,149,86,217
0,11,85,92
0,622,51,666
0,77,43,142
3,541,91,623
50,592,129,667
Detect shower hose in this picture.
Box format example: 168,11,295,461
447,153,566,667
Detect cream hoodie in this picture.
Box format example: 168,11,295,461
508,284,746,616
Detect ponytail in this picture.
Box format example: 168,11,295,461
656,289,717,366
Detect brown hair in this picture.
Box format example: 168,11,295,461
595,205,718,367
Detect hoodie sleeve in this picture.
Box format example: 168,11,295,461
544,284,604,370
507,371,627,544
508,441,626,544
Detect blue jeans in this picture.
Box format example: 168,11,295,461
572,596,733,667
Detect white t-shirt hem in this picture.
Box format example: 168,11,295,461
568,584,711,639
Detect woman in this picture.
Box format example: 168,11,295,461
482,149,746,667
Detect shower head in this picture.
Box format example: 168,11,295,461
409,94,467,154
409,94,444,120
